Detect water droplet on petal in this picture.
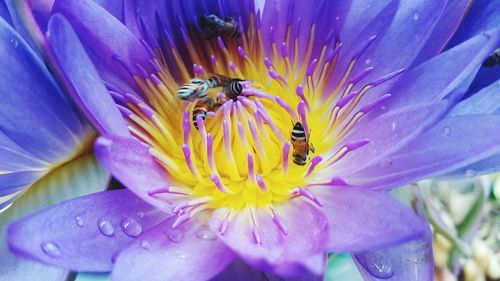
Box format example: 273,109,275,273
391,120,397,131
10,37,19,48
74,216,84,227
380,158,393,168
465,169,477,178
413,11,420,21
358,251,394,279
195,227,217,241
442,126,451,136
164,229,184,243
140,240,151,250
98,218,115,237
136,211,145,218
41,242,61,257
121,217,143,238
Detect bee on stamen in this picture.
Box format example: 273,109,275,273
210,74,244,101
291,122,315,165
192,98,213,129
199,14,240,40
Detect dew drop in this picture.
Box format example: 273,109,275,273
74,216,84,227
121,217,143,238
164,229,184,243
10,37,19,48
140,240,151,250
357,251,394,279
442,126,451,136
195,227,217,241
97,218,115,237
111,252,119,263
391,120,397,131
465,169,477,178
413,11,420,21
380,158,393,168
41,242,62,257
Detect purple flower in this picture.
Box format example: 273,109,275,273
0,5,110,281
8,0,500,280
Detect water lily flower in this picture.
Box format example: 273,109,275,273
0,6,109,281
8,0,500,280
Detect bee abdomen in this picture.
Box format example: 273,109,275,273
226,81,243,100
192,110,207,129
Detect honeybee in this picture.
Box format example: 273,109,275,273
291,122,315,165
483,49,500,67
199,14,240,39
177,78,211,101
211,74,244,101
192,98,212,129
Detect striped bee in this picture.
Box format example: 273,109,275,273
199,14,240,39
177,78,211,101
210,74,244,101
291,122,314,165
192,98,212,129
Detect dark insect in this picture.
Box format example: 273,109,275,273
199,14,240,39
483,49,500,67
290,122,314,166
192,98,214,129
210,74,244,101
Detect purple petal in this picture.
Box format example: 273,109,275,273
341,0,391,47
0,153,109,281
337,0,446,104
213,257,325,281
0,17,85,162
331,102,449,177
94,135,172,211
111,216,235,281
0,131,49,172
448,0,500,47
209,200,327,277
52,0,150,83
7,189,165,271
380,28,500,112
353,234,434,281
443,152,500,178
312,187,428,253
449,80,500,116
261,0,346,61
412,0,473,65
0,0,13,26
46,14,129,137
92,0,124,21
0,171,44,196
349,115,500,189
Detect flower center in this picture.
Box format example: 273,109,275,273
110,10,403,220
